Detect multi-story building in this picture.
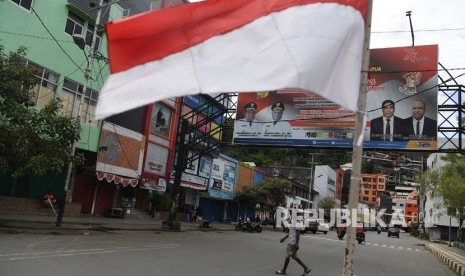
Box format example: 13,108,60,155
0,0,122,207
312,165,337,208
336,169,387,207
0,0,235,221
360,174,387,205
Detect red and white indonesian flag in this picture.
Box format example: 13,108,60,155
96,0,368,120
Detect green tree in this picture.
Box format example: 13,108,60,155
235,185,259,209
362,159,375,174
256,177,294,228
256,177,294,207
417,167,442,234
319,196,335,221
437,154,465,242
0,45,83,178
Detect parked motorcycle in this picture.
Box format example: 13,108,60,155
249,222,263,233
235,217,246,231
235,220,244,231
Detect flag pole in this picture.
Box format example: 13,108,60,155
342,0,373,275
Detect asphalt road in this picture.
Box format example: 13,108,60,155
0,229,455,276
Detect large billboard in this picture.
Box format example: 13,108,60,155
233,45,438,150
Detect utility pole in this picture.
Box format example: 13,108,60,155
308,153,320,209
342,1,373,275
56,0,105,227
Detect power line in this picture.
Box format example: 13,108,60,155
372,27,465,34
30,8,86,75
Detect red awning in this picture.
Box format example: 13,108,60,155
96,171,139,187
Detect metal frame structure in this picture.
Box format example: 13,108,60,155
437,84,465,154
180,93,237,168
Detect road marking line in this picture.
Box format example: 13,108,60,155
0,244,183,262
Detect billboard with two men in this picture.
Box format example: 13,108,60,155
232,45,438,150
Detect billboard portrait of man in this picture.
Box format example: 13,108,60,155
403,99,437,140
369,100,405,141
261,102,292,139
233,102,262,138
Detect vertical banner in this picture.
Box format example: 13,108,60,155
233,45,438,151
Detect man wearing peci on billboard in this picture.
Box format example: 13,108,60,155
233,102,262,138
261,102,292,139
403,99,437,140
370,100,405,141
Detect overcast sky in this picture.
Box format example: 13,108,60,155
371,0,465,84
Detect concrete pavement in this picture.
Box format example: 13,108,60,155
0,213,240,234
1,213,464,275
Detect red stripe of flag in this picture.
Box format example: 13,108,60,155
106,0,367,74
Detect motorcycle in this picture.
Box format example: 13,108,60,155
356,231,365,244
337,227,346,240
249,222,263,233
235,221,244,231
376,226,382,234
235,217,246,231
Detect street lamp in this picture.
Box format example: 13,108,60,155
56,0,110,227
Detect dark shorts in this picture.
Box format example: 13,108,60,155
286,244,298,257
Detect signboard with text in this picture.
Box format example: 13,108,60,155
208,154,238,200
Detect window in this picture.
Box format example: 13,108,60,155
65,11,84,36
122,9,130,18
10,0,33,11
24,60,59,109
61,78,98,126
85,24,102,50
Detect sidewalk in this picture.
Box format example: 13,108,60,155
0,213,239,234
426,242,465,276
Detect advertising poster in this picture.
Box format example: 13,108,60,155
233,45,438,150
144,142,169,176
209,155,238,200
96,122,145,178
151,102,173,137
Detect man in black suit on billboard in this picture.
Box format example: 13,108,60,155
403,99,437,140
370,100,405,141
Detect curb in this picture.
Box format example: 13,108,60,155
426,244,465,276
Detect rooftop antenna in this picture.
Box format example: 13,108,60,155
406,11,414,46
